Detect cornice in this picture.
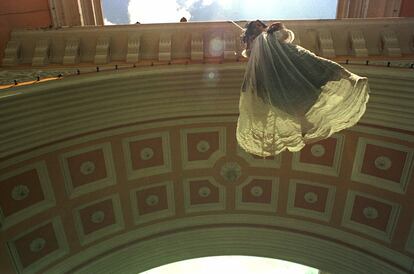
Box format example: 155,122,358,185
2,18,413,67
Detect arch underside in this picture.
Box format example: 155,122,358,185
0,63,413,274
65,217,407,274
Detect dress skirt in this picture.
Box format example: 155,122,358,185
236,32,369,157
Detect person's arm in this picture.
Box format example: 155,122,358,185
267,23,284,34
266,22,290,41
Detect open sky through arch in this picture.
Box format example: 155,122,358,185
102,0,338,25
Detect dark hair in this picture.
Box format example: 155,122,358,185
241,20,267,44
266,22,285,34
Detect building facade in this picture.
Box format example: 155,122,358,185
0,1,414,273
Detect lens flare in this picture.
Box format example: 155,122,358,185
209,37,223,57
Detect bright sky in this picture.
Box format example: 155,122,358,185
102,0,338,24
141,256,319,274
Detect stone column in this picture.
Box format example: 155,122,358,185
59,0,82,26
49,0,104,27
79,0,95,25
336,0,403,18
92,0,104,26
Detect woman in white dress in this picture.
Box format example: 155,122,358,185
237,20,369,156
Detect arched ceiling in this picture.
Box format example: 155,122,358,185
0,62,413,274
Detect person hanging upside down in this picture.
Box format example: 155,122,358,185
236,20,370,156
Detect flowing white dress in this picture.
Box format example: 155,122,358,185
237,30,369,157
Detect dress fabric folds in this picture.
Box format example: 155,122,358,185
237,31,370,157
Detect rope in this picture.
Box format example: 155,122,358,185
228,20,245,32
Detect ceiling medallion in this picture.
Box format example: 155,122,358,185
196,140,210,153
30,238,46,253
91,210,105,224
363,207,379,220
145,194,160,206
140,147,154,160
250,186,263,197
198,186,211,197
220,162,242,182
374,156,392,170
310,144,326,157
80,161,96,175
304,192,318,204
11,184,30,201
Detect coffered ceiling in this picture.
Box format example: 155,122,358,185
0,62,413,274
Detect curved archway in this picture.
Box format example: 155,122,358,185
46,216,407,273
1,64,413,274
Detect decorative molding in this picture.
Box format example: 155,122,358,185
32,39,50,66
122,132,171,180
0,62,413,161
310,144,326,157
73,194,125,246
2,40,21,66
191,33,204,61
287,179,336,222
220,162,242,183
292,134,344,177
0,161,55,231
381,30,402,57
235,176,279,212
44,214,412,274
59,143,117,199
1,18,412,68
363,207,379,220
94,37,111,64
183,177,225,213
406,221,414,254
63,38,80,65
145,195,159,206
79,161,96,175
180,127,226,170
130,181,175,225
341,191,401,243
350,30,368,57
140,147,154,160
374,156,392,171
11,185,30,201
91,211,105,224
196,140,210,153
159,33,171,62
29,238,47,253
126,35,141,63
304,192,318,204
237,146,282,168
7,217,69,274
0,116,237,171
350,125,414,143
317,30,335,57
351,137,413,194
